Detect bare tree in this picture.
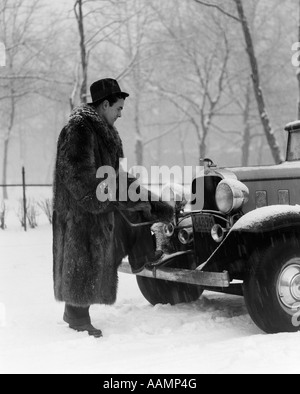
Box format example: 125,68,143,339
194,0,284,164
74,0,88,106
71,0,134,109
0,0,78,191
0,200,7,230
38,198,53,224
0,0,42,198
150,2,231,160
298,0,300,119
233,0,284,164
113,0,159,166
116,0,146,166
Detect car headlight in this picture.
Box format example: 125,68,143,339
215,179,249,214
163,222,175,237
178,228,193,244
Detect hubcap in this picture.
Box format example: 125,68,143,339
277,260,300,310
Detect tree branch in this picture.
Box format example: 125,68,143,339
0,75,72,85
143,115,187,146
193,0,241,22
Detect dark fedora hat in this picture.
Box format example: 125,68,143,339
88,78,129,104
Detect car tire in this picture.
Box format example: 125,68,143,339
244,236,300,333
136,226,203,306
136,275,203,306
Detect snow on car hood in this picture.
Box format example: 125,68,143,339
232,204,300,231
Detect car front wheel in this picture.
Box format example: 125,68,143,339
136,275,203,306
244,237,300,334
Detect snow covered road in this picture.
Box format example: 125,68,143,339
1,224,300,374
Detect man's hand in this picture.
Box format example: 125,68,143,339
126,201,152,220
134,202,152,220
117,201,152,220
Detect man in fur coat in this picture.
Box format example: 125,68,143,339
53,79,174,338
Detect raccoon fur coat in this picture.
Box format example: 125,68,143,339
53,104,173,307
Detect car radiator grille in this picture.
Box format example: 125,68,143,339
192,213,223,265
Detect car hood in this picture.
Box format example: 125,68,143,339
227,161,300,181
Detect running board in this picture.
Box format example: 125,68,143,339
119,260,230,288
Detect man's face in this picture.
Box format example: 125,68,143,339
103,98,125,126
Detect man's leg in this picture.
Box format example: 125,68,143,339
124,211,163,272
63,304,103,338
128,223,157,271
115,210,164,273
63,305,91,326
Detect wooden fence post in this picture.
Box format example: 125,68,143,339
22,167,27,232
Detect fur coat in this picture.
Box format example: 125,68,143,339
53,105,173,307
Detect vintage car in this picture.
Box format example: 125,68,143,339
119,120,300,334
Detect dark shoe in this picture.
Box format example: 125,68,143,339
145,250,166,269
146,250,192,269
69,323,103,338
63,304,102,337
146,250,164,264
130,250,164,274
131,264,146,274
63,305,91,326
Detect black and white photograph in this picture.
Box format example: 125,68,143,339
1,0,300,375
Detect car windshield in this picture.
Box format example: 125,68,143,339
287,131,300,161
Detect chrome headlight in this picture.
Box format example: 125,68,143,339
163,222,175,237
215,179,249,214
178,228,193,244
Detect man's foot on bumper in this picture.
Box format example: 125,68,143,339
130,250,164,274
146,250,193,269
69,323,103,338
145,250,166,269
131,265,146,274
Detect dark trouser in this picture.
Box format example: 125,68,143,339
114,210,156,272
64,304,91,326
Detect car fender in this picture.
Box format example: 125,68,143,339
231,205,300,233
201,205,300,274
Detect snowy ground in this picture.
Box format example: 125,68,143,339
1,208,300,374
